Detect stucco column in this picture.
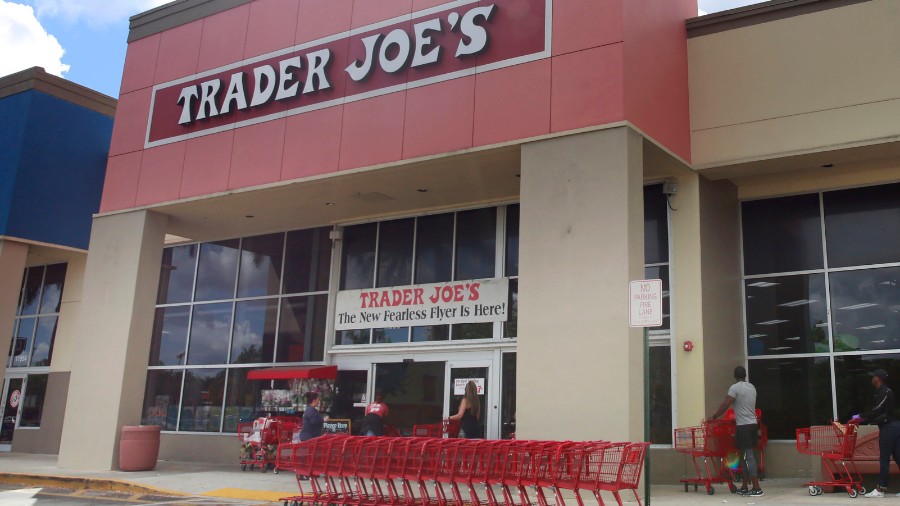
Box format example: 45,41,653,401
0,239,28,383
516,127,645,443
58,210,167,470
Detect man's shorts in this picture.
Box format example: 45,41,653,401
735,423,759,451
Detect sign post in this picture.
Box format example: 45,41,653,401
629,279,664,506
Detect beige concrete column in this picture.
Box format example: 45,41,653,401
670,174,744,426
58,210,168,470
516,127,645,443
0,240,28,382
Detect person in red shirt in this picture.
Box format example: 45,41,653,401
363,391,389,436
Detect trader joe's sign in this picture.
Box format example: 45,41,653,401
335,279,509,331
146,0,551,147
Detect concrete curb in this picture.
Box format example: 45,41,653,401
0,472,189,497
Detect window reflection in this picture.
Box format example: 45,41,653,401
503,279,518,338
649,346,672,444
455,208,497,281
224,368,263,432
452,322,493,340
157,245,197,304
373,327,410,344
142,370,183,431
38,264,66,314
644,266,671,332
283,228,331,294
749,357,833,440
19,375,48,428
834,354,900,423
745,274,828,355
377,219,414,288
337,329,371,345
830,267,900,352
230,299,278,364
341,223,377,290
644,185,669,265
411,325,449,342
187,303,233,365
195,240,240,301
277,295,328,362
19,267,44,316
506,205,520,277
415,214,454,284
149,307,189,366
824,183,900,268
30,317,57,367
741,194,823,275
179,368,225,432
10,318,35,368
237,234,284,298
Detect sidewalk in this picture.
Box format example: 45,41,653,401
0,453,895,505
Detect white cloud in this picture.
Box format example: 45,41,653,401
30,0,173,26
0,1,69,77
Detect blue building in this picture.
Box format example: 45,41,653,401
0,67,114,453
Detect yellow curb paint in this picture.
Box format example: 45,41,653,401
201,488,305,502
0,473,188,498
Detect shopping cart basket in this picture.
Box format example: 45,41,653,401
412,419,463,438
796,421,863,498
724,409,769,481
238,418,281,473
674,419,738,495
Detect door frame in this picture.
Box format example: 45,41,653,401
445,358,495,439
0,373,28,452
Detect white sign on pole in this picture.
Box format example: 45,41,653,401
453,378,485,396
629,279,663,328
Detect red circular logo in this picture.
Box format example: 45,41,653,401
9,390,21,409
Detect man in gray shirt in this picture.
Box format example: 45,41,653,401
711,366,763,497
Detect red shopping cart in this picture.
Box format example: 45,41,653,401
674,419,738,495
796,421,863,498
723,408,769,480
412,419,463,438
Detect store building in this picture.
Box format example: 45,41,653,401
1,0,897,480
0,67,115,454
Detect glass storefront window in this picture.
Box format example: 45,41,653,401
237,234,284,298
10,318,35,368
195,239,240,302
277,295,328,363
411,325,449,342
18,375,48,428
230,299,278,364
223,368,262,433
649,346,672,444
834,354,900,423
30,317,57,367
830,266,900,352
745,274,829,355
505,205,520,277
503,279,518,338
644,266,671,332
157,245,197,304
18,267,44,316
824,183,900,268
149,307,190,366
452,323,493,341
742,194,823,276
644,185,669,265
283,229,331,294
187,303,233,365
415,214,454,284
341,223,377,290
455,207,497,281
179,368,225,432
337,329,371,346
377,219,415,288
142,370,183,431
373,328,410,344
749,357,833,440
39,264,66,314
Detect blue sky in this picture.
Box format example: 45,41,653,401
0,0,765,99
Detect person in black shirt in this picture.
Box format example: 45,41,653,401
854,369,900,498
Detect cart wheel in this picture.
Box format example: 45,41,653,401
707,486,715,496
848,488,859,499
274,467,280,474
858,486,867,495
732,473,742,483
728,483,737,494
816,486,824,496
808,486,818,496
241,464,247,472
683,483,689,493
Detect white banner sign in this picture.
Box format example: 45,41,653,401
454,378,485,396
335,278,509,331
629,279,663,328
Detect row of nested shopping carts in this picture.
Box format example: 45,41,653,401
275,435,650,506
675,412,863,499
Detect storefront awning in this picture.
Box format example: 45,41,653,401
247,366,338,381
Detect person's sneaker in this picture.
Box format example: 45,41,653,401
747,489,765,497
865,488,885,498
738,487,749,496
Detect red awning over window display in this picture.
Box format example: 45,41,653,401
247,366,338,381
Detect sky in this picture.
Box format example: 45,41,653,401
0,0,765,99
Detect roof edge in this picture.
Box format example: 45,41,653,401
687,0,872,38
0,67,116,117
128,0,254,42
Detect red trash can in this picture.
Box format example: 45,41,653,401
119,425,161,471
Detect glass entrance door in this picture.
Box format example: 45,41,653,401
446,362,492,439
0,376,25,452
